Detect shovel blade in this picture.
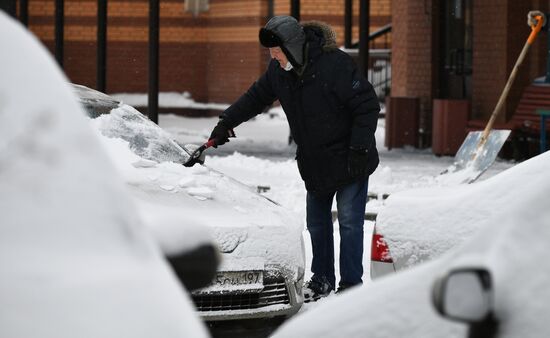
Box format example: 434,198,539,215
440,129,511,184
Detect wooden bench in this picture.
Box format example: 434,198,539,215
513,84,550,132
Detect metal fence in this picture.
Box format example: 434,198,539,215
345,24,392,103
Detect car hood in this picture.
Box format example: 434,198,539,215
375,150,550,269
90,120,304,278
273,151,550,338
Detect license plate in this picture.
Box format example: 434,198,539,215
214,271,263,287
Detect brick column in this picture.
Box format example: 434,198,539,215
391,0,434,145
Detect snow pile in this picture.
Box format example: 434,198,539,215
0,13,207,338
273,152,550,338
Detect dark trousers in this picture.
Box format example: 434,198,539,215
306,178,368,289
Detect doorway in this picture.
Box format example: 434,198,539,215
438,0,473,99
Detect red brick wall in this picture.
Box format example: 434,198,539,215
209,0,392,102
207,42,265,102
391,0,433,98
471,1,509,121
391,0,434,135
275,0,391,46
26,0,211,100
21,0,390,104
204,1,266,103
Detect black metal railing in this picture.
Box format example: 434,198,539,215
346,24,392,103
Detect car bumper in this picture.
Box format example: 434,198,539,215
192,273,303,321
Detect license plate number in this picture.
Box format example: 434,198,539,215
215,271,263,287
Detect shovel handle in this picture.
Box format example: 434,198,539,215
481,14,544,144
528,15,544,45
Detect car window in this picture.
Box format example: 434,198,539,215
72,84,120,118
74,85,191,164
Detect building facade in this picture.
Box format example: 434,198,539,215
390,0,549,152
10,0,547,155
17,0,390,104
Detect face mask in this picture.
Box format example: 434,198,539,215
283,61,293,71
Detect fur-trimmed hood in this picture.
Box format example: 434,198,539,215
302,20,338,51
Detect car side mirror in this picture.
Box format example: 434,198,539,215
432,268,493,322
432,268,498,338
167,244,220,291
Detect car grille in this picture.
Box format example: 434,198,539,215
192,277,290,312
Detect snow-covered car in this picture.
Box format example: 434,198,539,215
272,151,550,338
74,84,306,321
0,13,209,338
370,154,531,279
74,85,220,293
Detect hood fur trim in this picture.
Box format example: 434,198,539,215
302,20,338,51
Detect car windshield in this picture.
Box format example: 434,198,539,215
73,84,191,164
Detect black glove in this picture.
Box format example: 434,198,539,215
209,120,235,147
348,147,369,176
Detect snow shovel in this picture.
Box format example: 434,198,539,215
441,14,544,183
182,139,216,167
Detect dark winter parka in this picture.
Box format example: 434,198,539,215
221,21,380,193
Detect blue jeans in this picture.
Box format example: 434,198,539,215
306,179,368,289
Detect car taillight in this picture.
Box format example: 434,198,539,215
371,229,393,263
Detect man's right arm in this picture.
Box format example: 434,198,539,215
219,63,277,128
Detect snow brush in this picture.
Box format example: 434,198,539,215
182,139,217,167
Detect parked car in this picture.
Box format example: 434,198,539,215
370,152,533,279
272,151,550,338
74,84,306,321
0,12,209,338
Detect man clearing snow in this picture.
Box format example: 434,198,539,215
208,16,380,302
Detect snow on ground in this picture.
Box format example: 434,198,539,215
272,151,550,338
106,89,514,316
159,111,513,200
158,109,514,221
160,106,294,156
111,91,230,111
156,106,515,309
